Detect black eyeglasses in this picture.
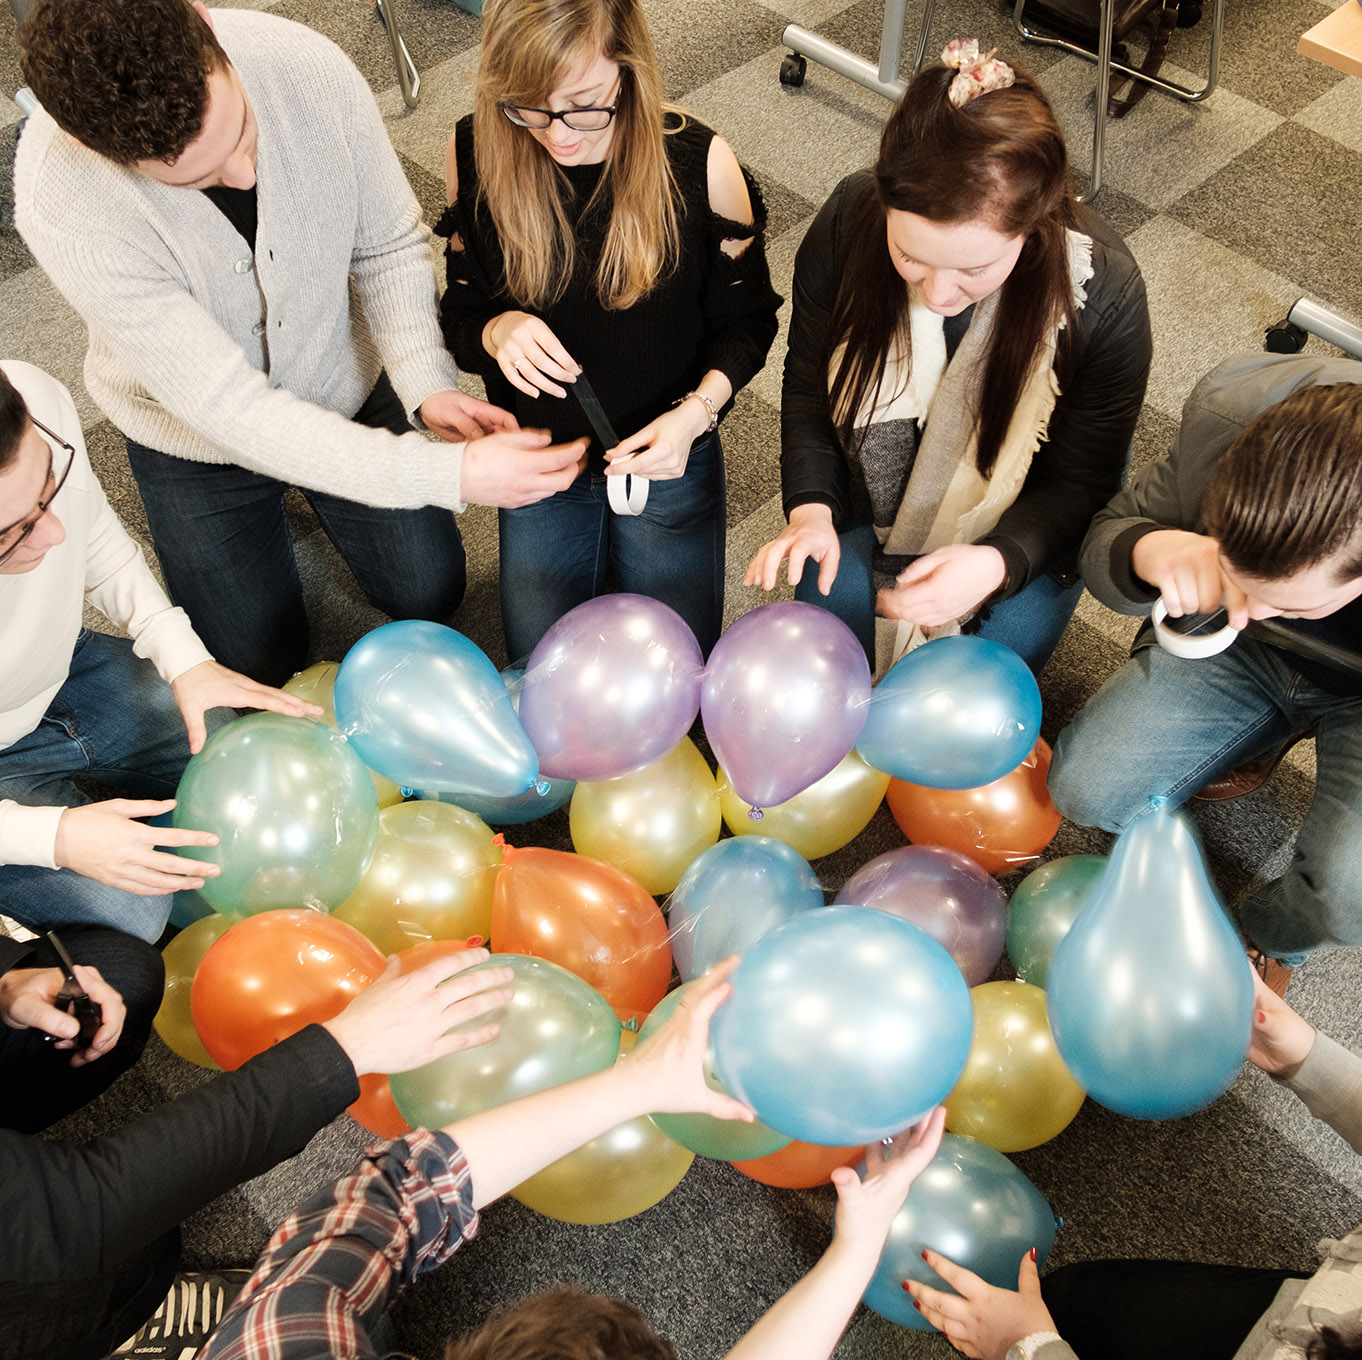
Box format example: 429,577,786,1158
0,416,75,566
497,100,619,132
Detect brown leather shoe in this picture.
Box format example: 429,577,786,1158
1246,944,1294,998
1193,733,1310,802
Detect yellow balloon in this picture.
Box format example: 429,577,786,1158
510,1031,694,1222
569,736,721,895
153,913,233,1068
719,750,889,860
944,980,1086,1152
284,662,405,808
333,801,503,954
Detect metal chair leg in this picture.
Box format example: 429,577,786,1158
375,0,421,111
778,0,938,104
1012,0,1224,199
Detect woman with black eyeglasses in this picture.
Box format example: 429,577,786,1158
438,0,780,661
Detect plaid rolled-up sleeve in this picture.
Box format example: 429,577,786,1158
200,1130,479,1360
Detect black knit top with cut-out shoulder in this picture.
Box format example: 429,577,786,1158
437,113,781,468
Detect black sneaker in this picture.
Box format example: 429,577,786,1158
106,1270,252,1358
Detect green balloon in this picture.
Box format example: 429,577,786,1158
638,984,791,1161
173,713,379,918
390,954,621,1129
1006,854,1107,987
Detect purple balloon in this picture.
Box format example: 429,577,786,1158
702,603,871,812
518,594,703,782
835,845,1006,986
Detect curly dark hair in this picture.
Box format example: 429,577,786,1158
19,0,227,165
444,1288,677,1360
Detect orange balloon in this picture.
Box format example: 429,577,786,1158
886,738,1061,875
350,1073,411,1138
190,910,385,1071
731,1138,864,1189
491,844,672,1026
395,937,486,973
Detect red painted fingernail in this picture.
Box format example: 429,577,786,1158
1030,1247,1038,1262
913,1300,922,1312
900,1282,911,1292
921,1250,929,1261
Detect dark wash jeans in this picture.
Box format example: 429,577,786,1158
125,373,468,687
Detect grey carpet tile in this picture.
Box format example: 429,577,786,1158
270,0,482,95
1162,0,1348,118
719,388,782,525
646,0,799,101
0,219,30,286
747,170,817,245
1294,73,1362,154
1167,120,1362,320
399,148,449,225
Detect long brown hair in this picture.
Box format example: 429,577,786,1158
473,0,680,311
826,59,1077,476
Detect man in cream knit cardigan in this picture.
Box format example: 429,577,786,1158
14,0,587,685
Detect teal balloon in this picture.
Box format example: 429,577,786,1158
173,713,379,917
712,907,973,1145
334,620,539,798
865,1133,1058,1330
667,837,824,981
421,669,575,823
638,986,791,1161
1046,800,1254,1120
1006,854,1107,987
390,954,620,1129
857,636,1042,789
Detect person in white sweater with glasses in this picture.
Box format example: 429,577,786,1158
14,0,587,685
0,359,314,942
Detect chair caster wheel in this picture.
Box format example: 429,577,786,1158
779,52,807,86
1264,320,1307,354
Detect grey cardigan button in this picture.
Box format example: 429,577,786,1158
234,258,254,274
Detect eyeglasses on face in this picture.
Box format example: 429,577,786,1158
0,417,75,566
496,100,618,132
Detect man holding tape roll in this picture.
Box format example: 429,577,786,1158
1048,352,1362,990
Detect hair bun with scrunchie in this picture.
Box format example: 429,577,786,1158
941,38,1016,107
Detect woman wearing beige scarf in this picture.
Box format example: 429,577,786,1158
747,42,1152,675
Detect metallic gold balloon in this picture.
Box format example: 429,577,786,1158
153,912,233,1068
944,981,1085,1152
569,737,721,895
718,749,889,861
511,1033,694,1223
389,954,621,1130
283,662,405,808
333,801,503,954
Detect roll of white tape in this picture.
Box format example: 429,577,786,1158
1151,597,1240,659
607,471,649,516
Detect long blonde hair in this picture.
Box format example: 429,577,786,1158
473,0,680,311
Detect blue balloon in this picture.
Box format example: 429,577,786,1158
865,1133,1058,1330
1047,800,1254,1120
667,837,824,981
857,636,1042,790
712,907,973,1145
421,669,575,823
334,620,539,798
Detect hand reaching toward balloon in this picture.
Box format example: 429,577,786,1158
905,1248,1057,1360
171,659,324,755
877,544,1007,628
830,1108,946,1263
54,798,219,895
624,957,755,1123
745,503,842,595
1246,970,1316,1077
1130,528,1249,630
323,948,514,1078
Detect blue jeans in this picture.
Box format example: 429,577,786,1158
0,631,208,942
498,431,726,662
1049,637,1362,963
794,522,1083,674
125,374,467,686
